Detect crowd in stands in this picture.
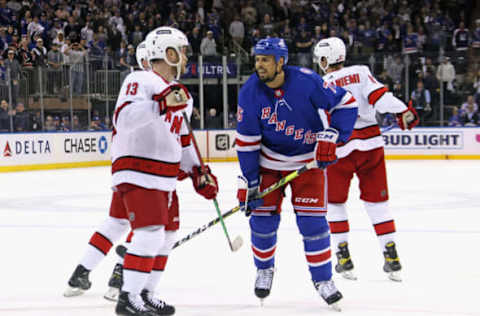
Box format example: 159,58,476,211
0,0,478,132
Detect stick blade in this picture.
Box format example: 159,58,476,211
231,236,243,251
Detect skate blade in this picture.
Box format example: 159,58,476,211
388,271,402,282
341,270,357,280
103,287,120,301
330,303,342,312
63,286,85,297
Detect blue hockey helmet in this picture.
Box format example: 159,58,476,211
254,37,289,64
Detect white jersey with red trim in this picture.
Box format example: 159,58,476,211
111,70,198,191
322,65,408,158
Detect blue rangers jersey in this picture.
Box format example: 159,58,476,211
236,65,358,184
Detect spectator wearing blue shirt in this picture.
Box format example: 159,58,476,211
448,106,462,126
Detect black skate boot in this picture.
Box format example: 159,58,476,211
64,264,92,297
141,289,175,315
104,263,124,301
254,267,275,303
383,241,402,282
314,279,343,312
334,242,357,280
116,291,156,316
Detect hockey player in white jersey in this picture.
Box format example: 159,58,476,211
65,27,219,316
314,37,419,282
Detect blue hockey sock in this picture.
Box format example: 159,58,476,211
250,214,280,269
296,215,332,282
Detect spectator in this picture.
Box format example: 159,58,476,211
436,56,456,101
241,0,257,27
452,22,469,55
119,44,136,81
259,14,274,37
13,102,29,131
4,49,20,105
189,26,202,56
47,43,63,94
30,110,42,131
205,107,222,129
200,30,217,56
229,14,245,48
411,80,433,125
53,115,61,130
0,99,11,131
448,106,462,126
459,101,480,126
44,115,55,131
472,19,480,60
88,115,103,131
0,56,6,99
295,29,313,68
53,30,65,48
386,55,404,84
66,41,86,95
60,115,70,131
460,95,478,113
72,114,82,131
131,25,143,47
80,22,94,45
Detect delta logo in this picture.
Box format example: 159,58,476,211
3,139,51,157
3,141,11,157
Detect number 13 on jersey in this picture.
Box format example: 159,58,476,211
126,82,138,95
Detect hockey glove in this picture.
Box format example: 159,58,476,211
396,100,420,130
314,128,339,169
237,175,264,216
153,85,189,115
191,165,218,200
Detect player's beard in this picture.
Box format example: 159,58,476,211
256,68,279,84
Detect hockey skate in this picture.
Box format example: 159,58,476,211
64,264,91,297
314,279,343,312
141,289,175,315
334,242,357,280
116,291,156,316
104,263,123,301
254,267,275,305
383,241,402,282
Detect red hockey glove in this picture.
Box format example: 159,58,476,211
177,169,189,181
237,175,263,217
396,100,420,130
191,165,218,200
314,128,338,169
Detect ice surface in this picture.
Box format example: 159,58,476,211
0,160,479,316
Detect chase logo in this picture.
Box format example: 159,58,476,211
98,136,108,154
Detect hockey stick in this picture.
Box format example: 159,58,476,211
171,159,318,249
115,160,318,257
381,123,397,133
181,111,243,252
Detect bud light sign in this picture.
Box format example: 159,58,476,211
383,130,463,149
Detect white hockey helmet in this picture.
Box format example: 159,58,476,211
145,26,189,79
136,41,149,70
313,37,346,73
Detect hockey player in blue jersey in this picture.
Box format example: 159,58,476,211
235,37,358,310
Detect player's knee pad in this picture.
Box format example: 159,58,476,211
97,216,130,243
129,225,166,256
249,214,280,235
296,215,329,238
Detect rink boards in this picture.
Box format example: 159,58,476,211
1,128,479,172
